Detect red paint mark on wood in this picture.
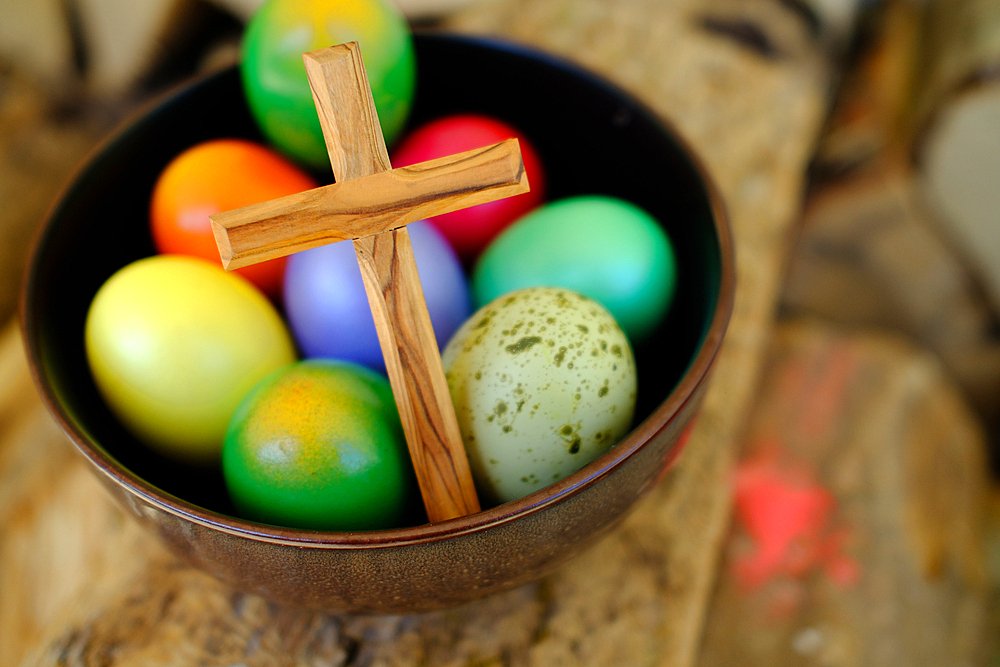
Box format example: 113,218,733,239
797,343,858,443
732,445,859,591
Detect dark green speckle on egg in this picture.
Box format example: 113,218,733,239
441,287,637,505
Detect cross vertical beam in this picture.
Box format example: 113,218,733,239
303,43,480,522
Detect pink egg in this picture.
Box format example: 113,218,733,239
391,114,546,262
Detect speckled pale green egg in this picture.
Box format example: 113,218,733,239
222,359,412,530
442,287,637,505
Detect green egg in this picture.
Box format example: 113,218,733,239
472,196,677,343
240,0,416,168
222,359,413,531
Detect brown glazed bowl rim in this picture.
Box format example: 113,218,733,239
21,33,735,551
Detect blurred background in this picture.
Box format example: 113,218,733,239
2,0,1000,664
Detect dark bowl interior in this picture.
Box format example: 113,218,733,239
21,33,733,612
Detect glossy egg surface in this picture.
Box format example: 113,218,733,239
442,287,637,505
84,255,297,464
283,220,472,372
222,359,412,530
150,138,316,298
241,0,415,167
473,195,676,344
391,114,546,262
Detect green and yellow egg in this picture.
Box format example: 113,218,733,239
222,359,414,530
241,0,416,168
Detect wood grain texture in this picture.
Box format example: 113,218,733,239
781,0,1000,452
698,319,990,666
0,321,175,667
355,228,480,520
210,139,527,270
2,0,838,665
782,161,1000,445
303,43,392,181
303,42,481,520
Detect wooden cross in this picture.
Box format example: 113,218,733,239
210,42,529,523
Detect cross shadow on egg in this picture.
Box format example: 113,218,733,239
22,33,733,613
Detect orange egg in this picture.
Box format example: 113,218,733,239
150,139,317,298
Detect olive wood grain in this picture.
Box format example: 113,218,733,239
210,139,527,270
352,228,481,521
211,42,496,522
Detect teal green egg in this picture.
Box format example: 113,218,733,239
241,0,416,168
472,196,677,343
222,359,413,531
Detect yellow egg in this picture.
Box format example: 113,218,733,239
85,255,297,464
442,287,637,504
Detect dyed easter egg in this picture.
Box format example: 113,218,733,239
222,359,412,530
472,195,676,343
283,220,472,372
241,0,415,168
391,114,547,261
442,287,637,505
150,139,316,299
85,255,297,464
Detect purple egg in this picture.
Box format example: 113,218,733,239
284,220,473,373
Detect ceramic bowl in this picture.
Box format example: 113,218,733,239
21,33,734,613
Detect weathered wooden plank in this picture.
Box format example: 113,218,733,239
782,161,1000,443
698,319,990,666
1,0,834,665
781,0,1000,456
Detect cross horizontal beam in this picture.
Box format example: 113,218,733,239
211,139,527,270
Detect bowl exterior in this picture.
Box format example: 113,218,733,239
91,378,707,613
